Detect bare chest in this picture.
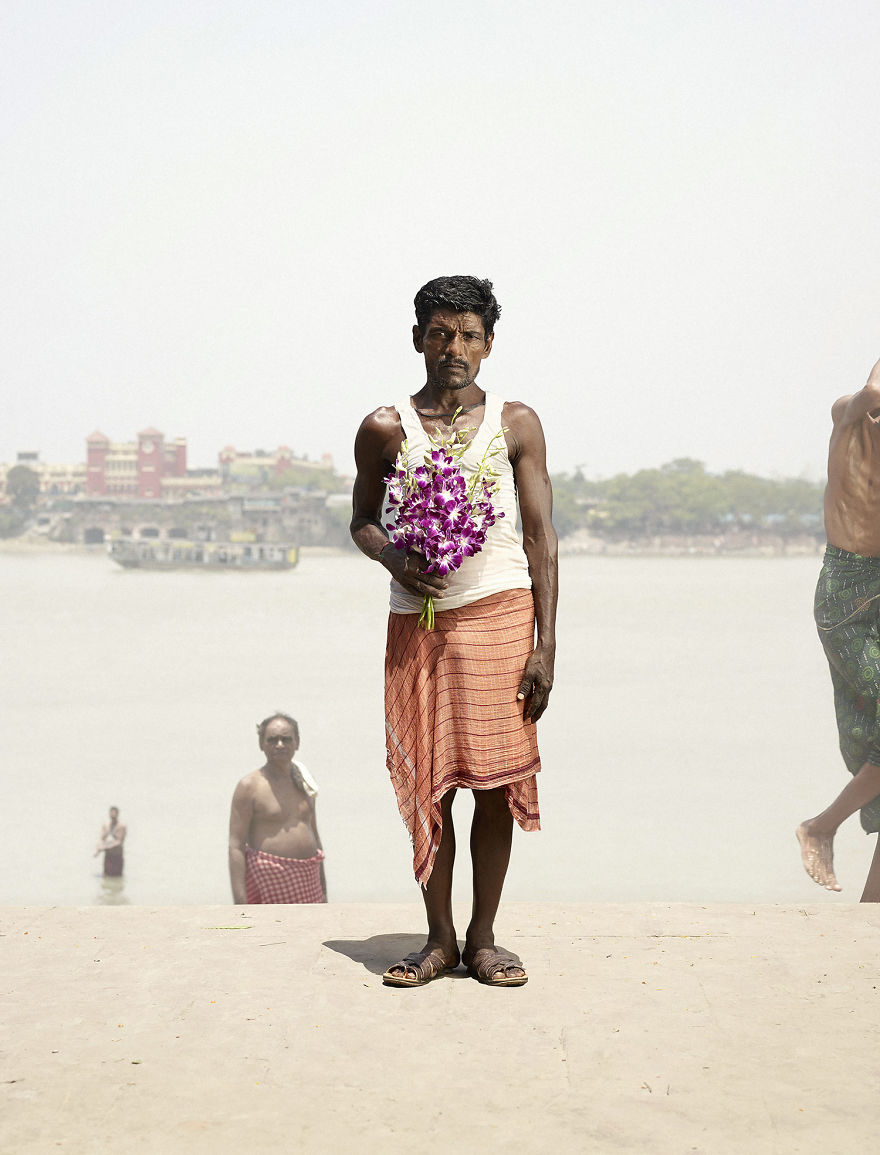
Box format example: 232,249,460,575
252,778,311,825
831,423,880,488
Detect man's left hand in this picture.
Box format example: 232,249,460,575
516,647,555,722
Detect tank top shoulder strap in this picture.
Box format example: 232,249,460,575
483,391,504,428
465,391,505,459
395,397,425,445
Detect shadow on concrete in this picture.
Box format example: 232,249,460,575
323,932,436,975
323,934,524,980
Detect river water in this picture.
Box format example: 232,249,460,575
1,544,869,906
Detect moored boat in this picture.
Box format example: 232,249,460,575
108,539,298,570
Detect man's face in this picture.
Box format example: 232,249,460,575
109,808,118,821
413,309,493,391
260,718,298,764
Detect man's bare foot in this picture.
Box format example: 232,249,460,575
796,822,843,891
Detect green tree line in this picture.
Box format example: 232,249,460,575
551,458,824,540
0,464,40,537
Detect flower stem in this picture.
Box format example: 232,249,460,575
418,593,435,630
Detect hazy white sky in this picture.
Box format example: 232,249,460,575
3,0,879,480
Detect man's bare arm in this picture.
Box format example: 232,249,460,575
350,408,399,559
350,409,448,600
95,823,125,853
505,402,558,722
310,799,327,901
228,780,252,904
833,357,880,427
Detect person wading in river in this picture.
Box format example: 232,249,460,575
95,806,126,876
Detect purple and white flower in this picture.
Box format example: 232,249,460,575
384,418,505,628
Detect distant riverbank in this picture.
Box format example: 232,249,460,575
558,529,823,557
1,529,824,559
0,533,351,559
0,532,94,554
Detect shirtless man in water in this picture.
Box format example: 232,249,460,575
95,806,126,877
798,356,880,900
229,714,327,903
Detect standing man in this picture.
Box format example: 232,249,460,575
95,806,126,876
798,356,880,900
229,713,327,904
351,276,557,986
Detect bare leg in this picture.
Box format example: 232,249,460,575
420,789,459,960
383,789,460,982
797,761,880,892
462,787,524,981
861,834,880,903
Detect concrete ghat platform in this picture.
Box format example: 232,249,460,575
3,903,879,1154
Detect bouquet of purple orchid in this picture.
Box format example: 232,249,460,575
384,418,506,629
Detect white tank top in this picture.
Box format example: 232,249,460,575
385,392,532,614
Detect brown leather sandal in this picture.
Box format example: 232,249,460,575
382,948,459,987
464,946,528,987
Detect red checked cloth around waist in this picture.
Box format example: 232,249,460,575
244,846,326,904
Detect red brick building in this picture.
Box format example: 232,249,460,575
86,428,187,498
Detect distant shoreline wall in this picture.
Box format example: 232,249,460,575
4,529,824,559
558,530,823,557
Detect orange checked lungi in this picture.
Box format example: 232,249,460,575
384,588,541,885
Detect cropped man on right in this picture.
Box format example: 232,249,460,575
798,356,880,899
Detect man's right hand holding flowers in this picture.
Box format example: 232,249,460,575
379,542,448,602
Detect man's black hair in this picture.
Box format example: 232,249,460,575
257,712,300,746
413,275,501,338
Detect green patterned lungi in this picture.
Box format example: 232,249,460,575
815,544,880,832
